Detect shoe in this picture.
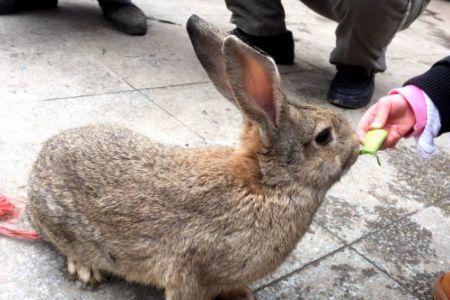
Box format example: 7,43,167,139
99,1,147,36
0,0,57,14
434,272,450,300
230,28,294,65
328,64,375,109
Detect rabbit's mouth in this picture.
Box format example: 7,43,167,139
342,148,359,174
327,148,359,185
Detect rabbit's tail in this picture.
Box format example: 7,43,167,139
0,194,41,240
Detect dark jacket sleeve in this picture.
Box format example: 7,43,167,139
404,56,450,135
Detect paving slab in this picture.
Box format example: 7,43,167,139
66,19,211,90
0,31,130,102
353,199,450,299
256,247,417,300
314,141,450,243
141,83,241,145
0,239,164,300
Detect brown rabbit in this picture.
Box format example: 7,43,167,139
27,15,359,300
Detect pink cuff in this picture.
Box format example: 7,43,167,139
389,85,427,137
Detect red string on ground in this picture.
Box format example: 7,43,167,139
0,194,41,240
0,194,19,220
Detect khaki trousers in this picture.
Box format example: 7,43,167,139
225,0,430,72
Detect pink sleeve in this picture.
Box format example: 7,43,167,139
389,85,427,137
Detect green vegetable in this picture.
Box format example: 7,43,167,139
359,129,388,166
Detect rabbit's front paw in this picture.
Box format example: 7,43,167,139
66,258,104,287
215,286,255,300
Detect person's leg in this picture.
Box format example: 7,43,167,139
0,0,57,14
328,0,430,73
98,0,147,36
298,0,338,21
225,0,294,64
225,0,286,36
302,0,429,72
301,0,430,108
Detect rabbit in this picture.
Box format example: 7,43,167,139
27,15,359,300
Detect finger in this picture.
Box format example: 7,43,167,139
356,132,365,145
356,126,367,144
370,97,392,129
382,125,402,149
356,105,378,142
356,126,368,144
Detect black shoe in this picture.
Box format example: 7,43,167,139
0,0,57,14
99,1,147,36
230,28,295,65
328,65,375,109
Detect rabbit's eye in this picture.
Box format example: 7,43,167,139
315,128,332,145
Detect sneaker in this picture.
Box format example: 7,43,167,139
0,0,58,14
99,1,147,36
328,64,375,109
230,28,294,65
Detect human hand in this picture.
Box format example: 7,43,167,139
356,94,416,149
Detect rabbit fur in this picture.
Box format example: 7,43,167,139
27,15,359,300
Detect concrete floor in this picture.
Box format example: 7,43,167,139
0,0,449,299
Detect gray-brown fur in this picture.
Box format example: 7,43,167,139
27,15,359,300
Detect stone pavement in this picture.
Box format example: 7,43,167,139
0,0,449,299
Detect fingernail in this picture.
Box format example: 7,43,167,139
371,122,381,129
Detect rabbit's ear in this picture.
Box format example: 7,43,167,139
187,15,234,103
223,36,287,132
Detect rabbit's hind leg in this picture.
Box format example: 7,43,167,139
67,258,105,287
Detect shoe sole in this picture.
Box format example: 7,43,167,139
327,95,372,109
111,21,147,35
327,86,374,109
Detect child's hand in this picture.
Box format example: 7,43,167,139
356,94,415,149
